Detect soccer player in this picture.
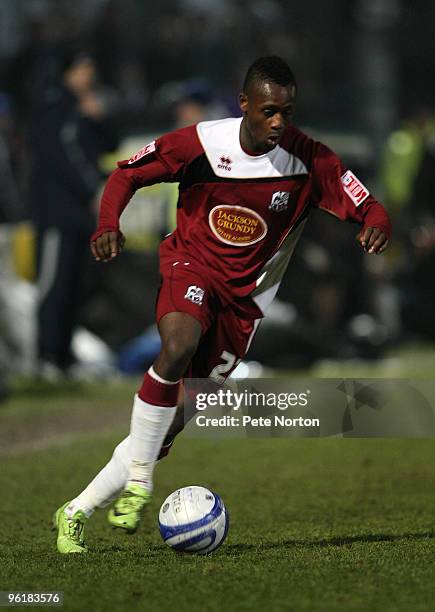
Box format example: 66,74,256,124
53,56,391,553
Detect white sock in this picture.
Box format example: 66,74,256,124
65,436,131,518
127,393,176,493
64,373,178,517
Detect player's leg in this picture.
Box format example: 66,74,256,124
56,385,183,551
53,264,210,552
107,311,202,532
153,381,182,458
52,435,132,553
106,263,214,535
54,305,258,551
156,308,262,458
157,397,185,459
54,311,202,551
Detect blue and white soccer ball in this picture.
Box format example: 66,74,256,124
158,486,229,554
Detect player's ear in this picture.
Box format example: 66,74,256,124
239,92,248,114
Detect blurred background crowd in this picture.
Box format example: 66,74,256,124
0,0,434,391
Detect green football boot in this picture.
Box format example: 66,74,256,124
52,502,88,554
108,484,152,533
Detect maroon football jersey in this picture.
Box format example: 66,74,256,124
94,117,391,315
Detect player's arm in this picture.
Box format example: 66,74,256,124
91,127,201,262
91,141,181,262
312,146,392,255
355,222,389,255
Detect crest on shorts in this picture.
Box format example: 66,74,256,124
269,191,290,212
184,285,205,306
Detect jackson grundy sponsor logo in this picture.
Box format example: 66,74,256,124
208,205,267,246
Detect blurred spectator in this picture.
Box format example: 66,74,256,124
381,109,435,223
28,47,119,379
397,129,435,338
380,109,435,341
0,91,24,396
0,92,22,223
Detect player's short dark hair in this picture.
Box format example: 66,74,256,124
243,56,296,93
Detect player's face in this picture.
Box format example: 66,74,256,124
239,81,296,153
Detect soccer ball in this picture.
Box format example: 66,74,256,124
158,486,229,554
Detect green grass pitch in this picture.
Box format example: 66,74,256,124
1,363,435,611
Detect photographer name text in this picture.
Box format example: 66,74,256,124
195,415,319,428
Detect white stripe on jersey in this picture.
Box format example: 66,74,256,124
196,117,308,179
252,219,308,314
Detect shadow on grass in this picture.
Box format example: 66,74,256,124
93,531,435,557
222,531,435,555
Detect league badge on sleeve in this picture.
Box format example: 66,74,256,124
341,170,369,206
128,141,156,164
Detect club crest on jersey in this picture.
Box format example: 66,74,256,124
184,285,205,306
128,141,156,164
269,191,290,212
209,205,267,247
341,170,369,206
217,155,232,171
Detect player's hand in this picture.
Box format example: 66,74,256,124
356,227,389,254
90,230,126,262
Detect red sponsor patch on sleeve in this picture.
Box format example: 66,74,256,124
341,170,369,206
128,140,156,164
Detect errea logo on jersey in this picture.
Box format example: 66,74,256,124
341,170,369,206
269,191,290,212
217,155,232,171
128,141,156,164
184,285,205,306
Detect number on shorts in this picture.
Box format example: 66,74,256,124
209,351,241,383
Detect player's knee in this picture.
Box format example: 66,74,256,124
161,333,198,369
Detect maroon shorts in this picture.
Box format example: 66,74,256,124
156,260,260,380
